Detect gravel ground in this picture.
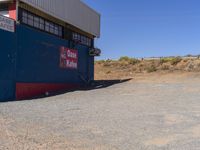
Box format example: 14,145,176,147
0,73,200,150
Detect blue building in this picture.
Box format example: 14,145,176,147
0,0,101,100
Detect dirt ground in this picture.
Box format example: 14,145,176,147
0,71,200,149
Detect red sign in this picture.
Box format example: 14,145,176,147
60,47,78,69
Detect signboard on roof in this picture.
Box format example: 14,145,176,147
60,47,78,69
0,15,15,32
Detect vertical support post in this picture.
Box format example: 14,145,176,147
16,0,19,21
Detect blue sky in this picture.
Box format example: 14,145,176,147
83,0,200,60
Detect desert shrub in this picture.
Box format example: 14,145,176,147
119,56,139,65
95,60,105,64
106,70,111,74
183,59,188,62
101,59,115,67
106,59,112,62
185,54,193,57
146,65,157,73
130,58,140,65
160,57,182,65
170,57,182,65
102,61,110,67
138,62,144,67
160,58,172,64
119,56,130,61
161,64,170,70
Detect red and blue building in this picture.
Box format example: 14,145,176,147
0,0,101,100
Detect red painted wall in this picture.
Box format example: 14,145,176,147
9,1,16,20
16,83,79,100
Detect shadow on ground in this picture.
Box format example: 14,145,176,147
46,78,132,98
1,79,132,102
83,78,132,90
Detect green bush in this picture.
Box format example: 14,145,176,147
119,56,131,61
160,57,182,65
119,56,139,65
160,58,172,64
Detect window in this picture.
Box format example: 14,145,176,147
58,26,63,37
73,33,77,40
45,21,50,32
27,14,33,26
34,16,39,28
88,39,92,46
72,32,92,47
20,9,63,38
81,36,84,44
49,22,54,33
54,25,59,35
22,11,28,24
77,34,81,41
39,18,44,30
86,38,89,46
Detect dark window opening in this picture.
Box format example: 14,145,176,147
19,8,63,38
18,8,93,47
72,32,93,47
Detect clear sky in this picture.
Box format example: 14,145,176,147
83,0,200,60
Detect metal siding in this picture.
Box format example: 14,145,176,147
20,0,100,37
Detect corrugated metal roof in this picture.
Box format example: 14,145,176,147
19,0,100,37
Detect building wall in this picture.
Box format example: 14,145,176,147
0,27,16,100
0,23,94,100
20,0,100,37
16,24,92,84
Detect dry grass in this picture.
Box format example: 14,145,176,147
95,56,200,80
